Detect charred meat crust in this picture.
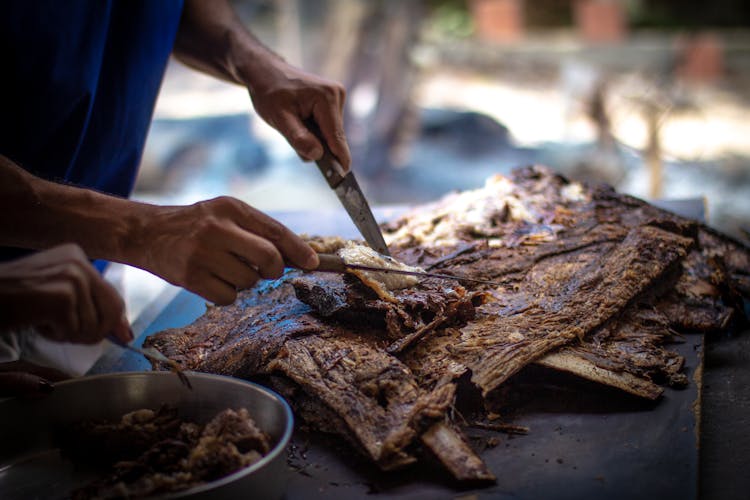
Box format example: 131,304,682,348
144,165,749,482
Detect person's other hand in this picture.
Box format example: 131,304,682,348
0,360,69,398
132,197,319,306
0,244,130,344
246,60,351,170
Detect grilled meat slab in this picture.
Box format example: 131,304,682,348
145,165,749,481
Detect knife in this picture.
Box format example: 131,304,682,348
107,336,192,390
311,253,503,287
306,119,391,256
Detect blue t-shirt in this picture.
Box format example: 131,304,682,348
0,0,184,270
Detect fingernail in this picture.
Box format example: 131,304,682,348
38,379,54,393
304,252,320,270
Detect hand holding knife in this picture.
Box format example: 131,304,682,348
303,120,501,286
305,119,391,257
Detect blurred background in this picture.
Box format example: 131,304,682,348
121,0,750,320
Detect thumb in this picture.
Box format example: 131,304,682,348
0,372,54,398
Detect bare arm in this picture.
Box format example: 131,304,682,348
173,0,351,169
0,155,136,261
0,155,318,305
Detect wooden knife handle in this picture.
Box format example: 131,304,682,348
285,253,347,273
315,253,348,273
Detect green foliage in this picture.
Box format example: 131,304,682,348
425,0,474,39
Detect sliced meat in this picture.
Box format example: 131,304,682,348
266,333,455,470
535,352,663,400
450,226,692,396
536,302,686,399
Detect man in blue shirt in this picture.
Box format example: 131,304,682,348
0,0,351,394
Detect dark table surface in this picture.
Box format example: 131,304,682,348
90,203,750,500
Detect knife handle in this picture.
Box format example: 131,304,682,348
315,253,348,273
284,253,348,273
305,118,347,189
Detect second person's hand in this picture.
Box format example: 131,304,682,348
0,243,130,344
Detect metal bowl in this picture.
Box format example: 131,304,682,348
0,372,293,500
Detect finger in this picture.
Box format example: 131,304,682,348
53,244,128,343
186,272,238,306
230,206,319,271
224,228,285,280
64,261,100,344
274,110,323,161
110,314,134,345
85,268,129,344
0,372,54,398
224,260,262,290
199,238,265,289
211,251,264,290
35,279,81,342
338,85,346,115
312,98,351,171
0,360,70,382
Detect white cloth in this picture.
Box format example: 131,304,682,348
0,328,103,376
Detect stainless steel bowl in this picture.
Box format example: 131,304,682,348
0,372,293,499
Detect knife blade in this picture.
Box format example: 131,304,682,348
312,253,502,287
306,119,391,256
332,174,391,256
108,336,192,390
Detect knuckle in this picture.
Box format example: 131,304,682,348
320,85,338,102
194,216,225,240
198,196,232,215
214,195,236,210
290,130,314,148
262,219,285,242
203,215,223,233
204,196,246,222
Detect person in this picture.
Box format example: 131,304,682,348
0,0,351,395
0,244,121,396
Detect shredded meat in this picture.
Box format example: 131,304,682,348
63,407,270,499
